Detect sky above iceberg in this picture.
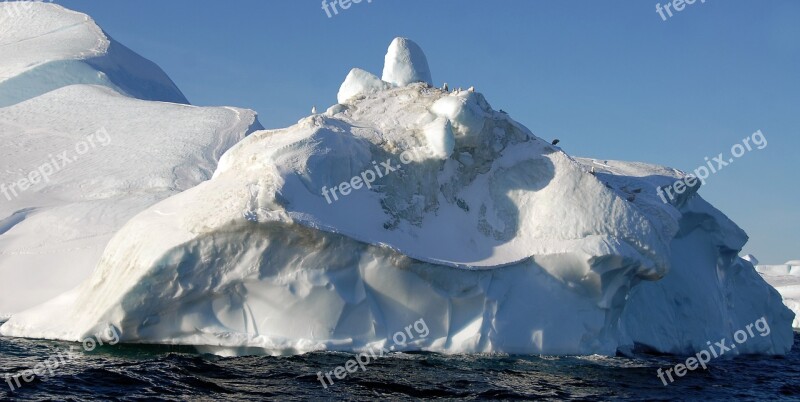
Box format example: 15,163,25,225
50,0,799,264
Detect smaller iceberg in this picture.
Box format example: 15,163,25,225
756,259,800,329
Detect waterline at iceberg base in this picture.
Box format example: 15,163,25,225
1,37,794,357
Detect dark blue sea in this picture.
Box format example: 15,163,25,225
1,333,798,401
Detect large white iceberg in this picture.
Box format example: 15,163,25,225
0,4,262,315
0,35,793,357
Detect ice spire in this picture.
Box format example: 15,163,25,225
382,37,432,87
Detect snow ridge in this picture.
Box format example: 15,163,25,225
0,2,187,107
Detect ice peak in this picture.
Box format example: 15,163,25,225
382,37,432,87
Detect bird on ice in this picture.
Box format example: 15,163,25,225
551,139,560,146
442,83,449,91
311,106,317,114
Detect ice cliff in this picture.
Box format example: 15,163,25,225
0,32,793,356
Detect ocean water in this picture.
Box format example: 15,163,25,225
1,333,798,401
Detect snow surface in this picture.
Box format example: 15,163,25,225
0,2,187,107
0,6,262,315
337,68,390,104
1,37,793,357
756,261,800,329
382,37,432,87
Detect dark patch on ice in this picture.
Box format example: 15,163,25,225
0,207,37,236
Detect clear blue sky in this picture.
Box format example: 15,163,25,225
53,0,799,264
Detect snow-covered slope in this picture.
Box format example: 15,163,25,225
0,2,187,107
0,5,262,315
0,85,261,314
1,38,793,357
756,261,800,329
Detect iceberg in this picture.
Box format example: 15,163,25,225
0,4,262,315
756,260,800,330
0,31,793,356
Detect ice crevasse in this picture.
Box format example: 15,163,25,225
1,37,794,356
